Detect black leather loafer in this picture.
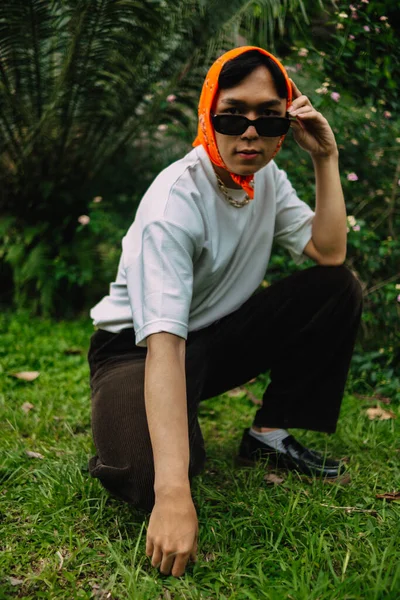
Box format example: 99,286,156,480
236,428,348,480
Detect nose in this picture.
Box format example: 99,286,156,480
241,124,259,140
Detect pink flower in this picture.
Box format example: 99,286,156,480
295,63,302,71
331,92,341,102
351,12,358,19
397,294,400,303
375,27,380,33
363,25,370,32
380,16,388,21
298,48,309,57
352,225,361,231
349,4,356,10
78,215,90,225
166,94,176,103
157,124,168,132
349,34,355,40
398,179,400,186
361,0,369,3
347,173,359,181
384,111,391,118
93,196,102,203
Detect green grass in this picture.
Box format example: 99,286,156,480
0,311,399,600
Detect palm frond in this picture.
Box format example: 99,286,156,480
0,0,314,210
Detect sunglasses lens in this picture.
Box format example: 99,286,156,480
256,117,291,136
212,115,290,137
213,115,247,135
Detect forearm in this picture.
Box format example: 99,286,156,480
145,333,191,499
311,153,347,262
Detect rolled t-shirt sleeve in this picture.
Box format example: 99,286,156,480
124,220,195,347
272,163,315,264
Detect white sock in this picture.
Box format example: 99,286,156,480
249,427,290,454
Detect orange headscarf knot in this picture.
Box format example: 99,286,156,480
193,46,292,199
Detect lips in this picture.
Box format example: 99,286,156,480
237,149,261,160
237,149,260,154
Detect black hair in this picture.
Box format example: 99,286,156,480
218,50,287,99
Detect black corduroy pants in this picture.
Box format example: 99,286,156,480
88,265,362,512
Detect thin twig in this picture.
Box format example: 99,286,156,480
366,272,400,296
320,503,379,516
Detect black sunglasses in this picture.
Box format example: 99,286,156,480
211,113,292,137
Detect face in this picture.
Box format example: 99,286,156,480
213,65,287,178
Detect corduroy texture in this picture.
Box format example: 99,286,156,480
88,266,362,513
193,46,293,198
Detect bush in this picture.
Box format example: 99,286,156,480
267,1,400,400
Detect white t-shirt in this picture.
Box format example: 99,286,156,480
90,145,315,346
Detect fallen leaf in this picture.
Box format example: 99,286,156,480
26,450,44,459
56,550,64,570
376,491,400,502
63,348,83,355
21,402,34,413
366,407,396,420
244,388,262,406
91,585,114,600
227,387,246,398
9,577,24,586
11,371,40,381
204,552,216,562
264,473,285,485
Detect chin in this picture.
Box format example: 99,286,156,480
232,164,264,176
229,157,271,177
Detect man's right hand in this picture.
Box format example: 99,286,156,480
146,489,198,577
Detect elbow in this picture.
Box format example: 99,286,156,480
317,253,346,266
315,241,347,266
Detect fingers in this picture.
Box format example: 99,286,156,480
289,77,301,99
290,118,305,131
288,78,313,114
289,95,312,114
160,548,178,575
289,105,315,118
190,537,198,563
145,536,154,558
150,545,163,570
147,543,196,577
170,551,192,577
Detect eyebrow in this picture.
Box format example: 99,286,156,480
220,98,283,109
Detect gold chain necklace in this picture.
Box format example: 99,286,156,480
214,172,254,209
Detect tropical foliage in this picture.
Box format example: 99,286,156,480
266,1,400,400
0,0,307,313
1,0,399,397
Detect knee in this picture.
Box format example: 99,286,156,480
334,265,363,310
312,264,363,309
89,455,155,513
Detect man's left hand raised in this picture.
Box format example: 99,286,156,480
288,78,339,160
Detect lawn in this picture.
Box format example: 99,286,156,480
0,312,399,600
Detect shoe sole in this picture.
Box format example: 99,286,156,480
234,455,351,485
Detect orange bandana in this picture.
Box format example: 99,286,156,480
193,46,292,199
